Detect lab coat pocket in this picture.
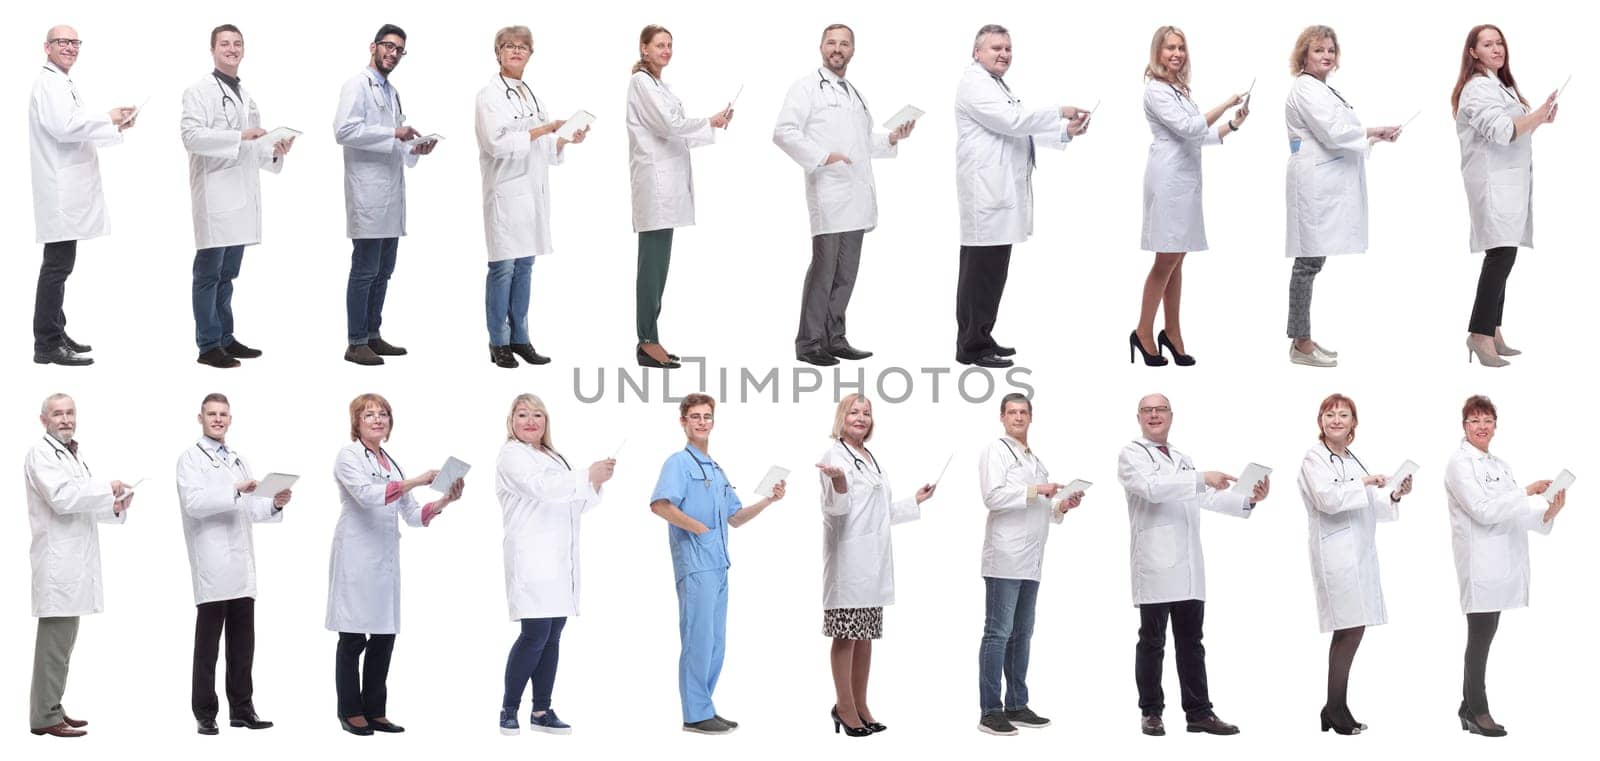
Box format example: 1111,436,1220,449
975,165,1016,213
492,191,534,252
1319,524,1358,573
46,536,89,584
654,164,690,204
816,163,855,220
521,547,562,582
1487,171,1526,220
1136,524,1178,571
57,159,98,215
203,169,248,214
1470,533,1512,581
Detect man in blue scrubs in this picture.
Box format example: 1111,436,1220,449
650,393,786,734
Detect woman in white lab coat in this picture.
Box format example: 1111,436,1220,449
815,394,933,736
626,24,731,369
477,26,589,370
1283,26,1400,368
495,393,613,735
1443,395,1566,737
1451,25,1558,367
326,393,464,735
1295,393,1411,735
1132,26,1248,367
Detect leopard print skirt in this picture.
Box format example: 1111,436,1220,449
822,607,884,640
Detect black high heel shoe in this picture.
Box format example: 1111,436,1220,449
865,720,887,733
1129,330,1168,366
636,344,681,369
1458,707,1506,737
1319,707,1362,735
831,707,872,738
1157,330,1196,366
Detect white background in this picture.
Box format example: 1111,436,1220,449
0,0,1591,759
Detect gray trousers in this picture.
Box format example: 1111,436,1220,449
1287,256,1326,340
795,230,865,353
30,616,79,728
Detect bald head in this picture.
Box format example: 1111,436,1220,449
44,25,80,72
1136,394,1174,443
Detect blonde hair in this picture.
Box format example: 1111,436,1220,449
505,393,555,451
1145,26,1191,91
830,393,874,442
348,393,393,442
633,24,671,78
493,25,532,61
1290,25,1340,76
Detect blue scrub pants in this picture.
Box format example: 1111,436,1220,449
675,568,728,723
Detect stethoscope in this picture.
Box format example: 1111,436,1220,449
500,74,545,122
990,73,1021,106
43,65,80,106
1165,82,1198,111
999,438,1048,474
1135,440,1193,471
366,72,403,114
43,435,92,475
362,445,406,480
683,445,728,490
1321,442,1369,484
837,438,882,475
1302,72,1353,110
817,68,868,111
536,446,571,471
212,75,240,129
196,441,242,470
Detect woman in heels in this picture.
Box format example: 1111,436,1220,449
816,394,934,737
1452,24,1557,367
1131,25,1248,367
1443,395,1567,737
1296,394,1411,735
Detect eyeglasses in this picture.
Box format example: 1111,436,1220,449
361,411,392,421
499,43,531,54
375,40,407,56
1139,406,1172,416
685,413,714,423
49,38,83,49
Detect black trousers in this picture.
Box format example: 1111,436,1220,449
1135,599,1213,720
955,244,1012,359
1462,611,1501,716
336,632,396,719
193,597,256,720
1468,246,1517,336
33,240,78,353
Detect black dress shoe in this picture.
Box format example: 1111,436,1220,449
339,717,374,736
197,718,219,735
490,345,519,368
368,718,405,733
62,335,92,353
230,713,274,730
508,343,552,365
827,343,873,361
992,345,1016,357
797,349,840,366
1141,714,1165,736
224,340,263,359
957,353,1013,369
198,348,242,368
1186,713,1240,735
34,345,94,366
368,336,407,356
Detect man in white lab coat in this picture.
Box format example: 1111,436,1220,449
334,24,437,366
28,25,135,367
1116,394,1269,736
772,24,914,367
24,393,133,737
176,393,291,735
953,25,1088,369
181,25,294,369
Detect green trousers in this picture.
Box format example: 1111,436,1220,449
30,616,79,729
636,229,674,343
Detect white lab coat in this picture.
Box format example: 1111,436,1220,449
326,442,428,634
1285,73,1370,258
1297,446,1396,632
979,437,1065,581
626,71,715,233
176,437,282,605
772,69,897,236
475,75,564,262
29,62,122,244
334,68,420,239
497,441,602,620
1443,440,1553,614
25,435,126,618
819,441,921,609
1141,79,1222,253
954,62,1067,247
180,74,285,250
1456,76,1534,252
1117,439,1253,606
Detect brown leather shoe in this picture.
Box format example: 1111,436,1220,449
62,714,87,728
1186,713,1240,735
30,721,87,737
1141,714,1165,736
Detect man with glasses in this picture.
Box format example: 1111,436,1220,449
335,23,437,366
29,26,136,367
1116,393,1269,737
181,24,295,369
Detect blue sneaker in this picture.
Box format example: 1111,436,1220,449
528,709,572,735
499,708,520,736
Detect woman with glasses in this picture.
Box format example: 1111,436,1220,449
1296,393,1411,735
815,393,933,736
326,393,464,735
1443,395,1567,736
476,26,588,369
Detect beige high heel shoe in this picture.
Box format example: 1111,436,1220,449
1466,336,1509,367
1492,330,1521,356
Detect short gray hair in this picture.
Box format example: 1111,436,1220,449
973,24,1009,51
40,392,72,416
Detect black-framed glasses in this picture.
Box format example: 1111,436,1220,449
49,38,83,48
499,42,531,54
375,40,407,56
1139,406,1172,416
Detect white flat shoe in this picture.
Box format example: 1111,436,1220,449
1312,341,1339,359
1290,343,1336,367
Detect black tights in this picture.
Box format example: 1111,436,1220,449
1462,612,1501,718
1325,626,1365,721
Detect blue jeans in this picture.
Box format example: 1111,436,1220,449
192,245,245,351
503,617,565,713
347,237,399,345
485,257,534,345
979,577,1039,715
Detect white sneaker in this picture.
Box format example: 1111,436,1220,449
1290,343,1336,367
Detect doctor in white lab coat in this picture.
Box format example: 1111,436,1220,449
1283,26,1400,368
1295,394,1411,735
25,393,132,736
1117,394,1267,736
1452,25,1558,366
975,393,1082,735
626,24,730,368
772,24,914,367
1443,395,1566,736
176,393,290,734
815,394,932,736
953,25,1088,369
326,393,463,735
476,26,588,370
28,26,134,367
334,24,437,367
1132,27,1248,368
181,25,293,370
495,393,611,734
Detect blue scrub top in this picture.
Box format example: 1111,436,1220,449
652,446,742,581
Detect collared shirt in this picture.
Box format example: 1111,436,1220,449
652,445,743,581
212,69,241,99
